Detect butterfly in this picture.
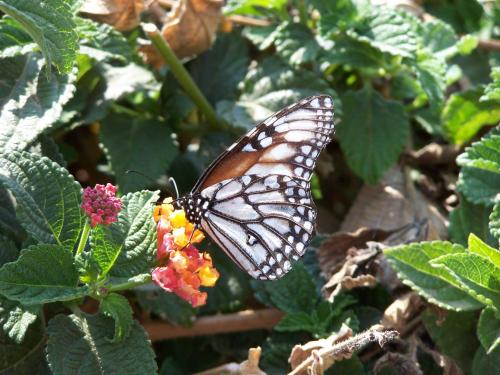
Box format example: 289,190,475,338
172,95,334,280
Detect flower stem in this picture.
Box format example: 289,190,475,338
142,23,224,131
76,220,91,256
108,274,152,293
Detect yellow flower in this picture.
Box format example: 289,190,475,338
169,209,187,229
172,227,188,248
153,198,174,223
199,265,219,287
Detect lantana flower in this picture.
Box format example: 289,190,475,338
152,199,219,307
81,183,122,227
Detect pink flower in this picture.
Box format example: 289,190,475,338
81,183,122,227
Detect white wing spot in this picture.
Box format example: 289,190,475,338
242,144,256,152
301,145,312,154
310,98,320,107
296,243,305,252
260,137,272,148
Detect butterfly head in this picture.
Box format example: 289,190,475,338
173,193,211,226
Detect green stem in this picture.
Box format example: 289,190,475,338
297,0,308,25
143,23,224,130
76,220,91,256
108,274,152,293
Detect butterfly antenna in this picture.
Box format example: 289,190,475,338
169,177,180,200
125,170,157,184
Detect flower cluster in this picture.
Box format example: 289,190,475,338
152,199,219,307
81,183,122,227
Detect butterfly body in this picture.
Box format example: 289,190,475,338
175,95,334,280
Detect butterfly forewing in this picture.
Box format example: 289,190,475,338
192,95,334,191
180,95,334,280
199,175,316,280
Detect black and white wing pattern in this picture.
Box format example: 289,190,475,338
177,95,334,280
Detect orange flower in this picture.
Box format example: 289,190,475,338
151,197,218,307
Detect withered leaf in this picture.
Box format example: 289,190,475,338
80,0,144,31
374,352,423,375
381,292,424,332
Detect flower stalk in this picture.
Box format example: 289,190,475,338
76,220,91,256
142,22,224,131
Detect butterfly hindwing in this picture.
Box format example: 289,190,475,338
199,175,316,280
193,95,334,191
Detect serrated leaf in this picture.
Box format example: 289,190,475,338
443,89,500,145
100,293,133,343
0,53,76,153
422,309,479,372
243,25,279,50
274,312,315,333
468,234,500,268
273,22,320,66
0,152,83,248
384,242,483,311
351,7,417,58
219,57,337,130
414,52,446,111
430,253,500,313
0,244,87,305
478,307,500,354
47,313,157,375
76,17,135,62
100,115,178,193
34,133,67,167
0,296,38,343
90,224,122,280
326,36,388,70
189,33,249,104
0,234,19,266
419,18,457,55
0,16,36,58
449,195,496,247
314,0,362,37
0,188,25,243
481,67,500,102
0,0,78,73
107,191,159,278
256,263,317,314
136,289,195,326
456,127,500,205
337,87,409,184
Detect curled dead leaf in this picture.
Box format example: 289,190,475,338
381,292,424,332
80,0,144,31
193,347,266,375
162,0,223,60
374,352,423,375
405,143,461,167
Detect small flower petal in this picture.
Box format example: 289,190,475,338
81,183,122,227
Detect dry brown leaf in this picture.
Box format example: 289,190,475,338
381,292,424,332
405,143,461,166
374,352,423,375
162,0,223,60
416,337,464,375
194,347,266,375
289,324,353,374
80,0,144,31
319,221,430,300
340,166,447,239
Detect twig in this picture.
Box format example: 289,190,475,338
478,38,500,52
142,22,224,130
288,325,399,375
142,308,284,341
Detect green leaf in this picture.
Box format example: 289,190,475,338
274,312,315,333
0,53,76,153
0,152,83,248
468,234,500,268
443,89,500,145
422,309,479,372
0,16,36,58
414,52,446,111
472,346,500,375
449,195,496,247
0,244,87,305
419,18,457,55
47,313,157,375
337,87,409,184
456,127,500,205
273,22,320,66
478,307,500,354
100,293,133,343
219,57,336,130
384,241,483,311
351,7,417,58
90,224,123,279
314,0,362,37
189,33,249,104
0,0,78,73
255,263,317,314
482,67,500,102
224,0,288,16
431,253,500,313
0,296,38,343
136,290,195,326
0,234,19,266
100,114,178,193
107,191,159,278
326,36,388,70
0,315,45,373
491,202,500,242
76,17,135,62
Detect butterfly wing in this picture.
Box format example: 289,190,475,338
199,174,316,280
191,95,334,191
